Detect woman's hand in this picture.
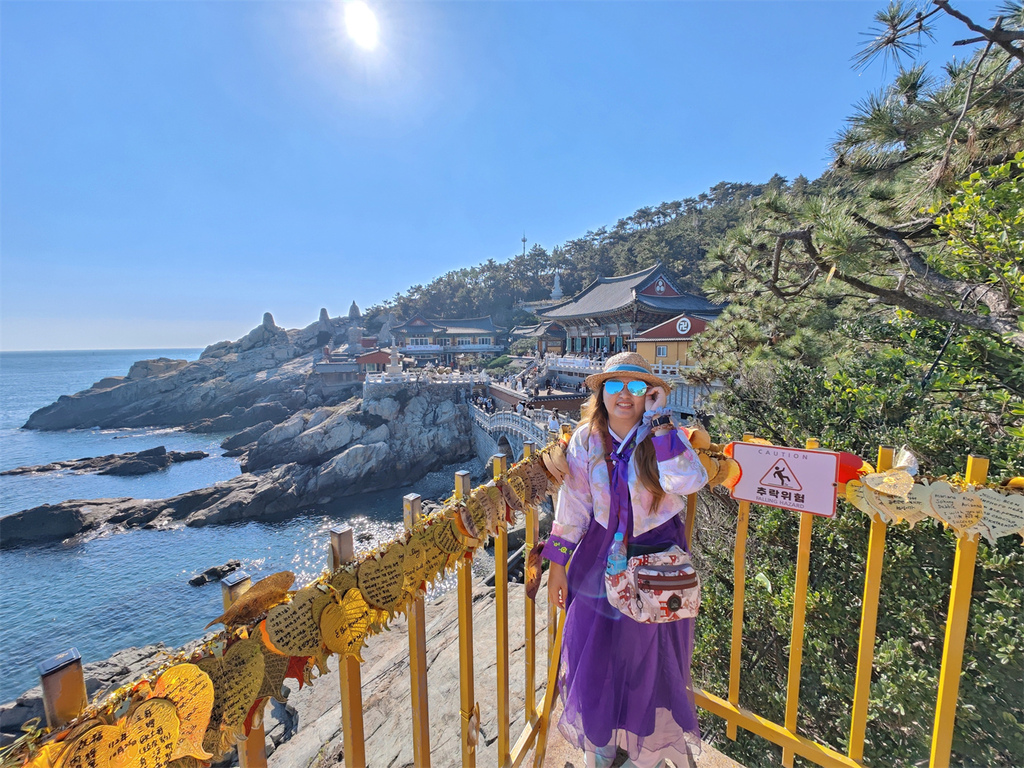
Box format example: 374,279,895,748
645,386,667,412
548,562,568,610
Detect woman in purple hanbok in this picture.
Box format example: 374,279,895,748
543,352,708,768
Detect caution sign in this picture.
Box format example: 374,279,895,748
759,459,803,491
730,443,839,517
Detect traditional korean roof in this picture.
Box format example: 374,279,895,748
510,321,566,339
632,313,708,341
393,314,501,335
538,263,722,321
356,350,392,364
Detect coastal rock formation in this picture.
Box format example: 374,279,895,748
188,558,242,586
22,312,356,431
2,385,474,547
0,446,207,477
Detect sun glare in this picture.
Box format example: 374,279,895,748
344,1,379,51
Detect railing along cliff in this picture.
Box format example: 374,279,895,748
5,434,1021,768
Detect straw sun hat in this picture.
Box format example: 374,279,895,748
583,351,672,393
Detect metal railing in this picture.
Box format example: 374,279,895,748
18,437,1013,768
330,448,558,768
470,405,578,447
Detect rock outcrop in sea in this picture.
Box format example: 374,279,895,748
22,312,342,432
0,446,207,477
1,312,480,548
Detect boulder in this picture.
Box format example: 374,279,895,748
220,420,276,451
127,358,188,380
188,559,242,586
24,316,319,431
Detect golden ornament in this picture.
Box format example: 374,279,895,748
149,664,214,761
357,541,408,613
195,638,264,729
265,584,325,657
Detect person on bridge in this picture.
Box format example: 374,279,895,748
544,351,708,768
548,408,560,433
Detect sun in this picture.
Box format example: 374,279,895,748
344,1,379,51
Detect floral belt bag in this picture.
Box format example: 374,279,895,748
605,546,701,624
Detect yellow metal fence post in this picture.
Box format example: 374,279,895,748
221,572,268,768
523,441,539,725
929,454,989,768
492,453,512,767
455,469,477,768
727,434,755,740
781,437,820,767
39,649,87,730
404,493,431,768
331,526,366,768
848,445,894,763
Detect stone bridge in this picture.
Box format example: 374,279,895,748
470,405,566,463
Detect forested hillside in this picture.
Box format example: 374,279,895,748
366,178,789,329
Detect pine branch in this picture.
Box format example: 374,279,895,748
934,1,1024,62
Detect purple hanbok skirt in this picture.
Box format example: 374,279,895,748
559,513,700,766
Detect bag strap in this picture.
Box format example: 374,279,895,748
600,429,629,545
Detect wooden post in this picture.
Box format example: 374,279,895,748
781,437,819,766
221,572,268,768
930,454,989,768
331,526,366,768
455,470,477,768
404,494,431,768
848,445,894,762
38,649,87,729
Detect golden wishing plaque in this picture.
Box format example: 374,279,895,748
358,541,408,613
195,638,264,729
864,468,915,499
149,664,214,761
265,584,327,657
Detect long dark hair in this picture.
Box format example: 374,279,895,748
579,392,665,508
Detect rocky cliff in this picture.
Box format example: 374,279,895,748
1,385,474,547
22,312,351,432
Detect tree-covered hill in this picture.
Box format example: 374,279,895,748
366,178,789,330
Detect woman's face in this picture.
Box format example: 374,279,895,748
602,377,647,428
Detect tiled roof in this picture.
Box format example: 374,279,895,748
539,265,662,319
636,294,723,314
511,322,566,338
394,315,500,335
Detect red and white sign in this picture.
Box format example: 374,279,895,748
729,443,839,517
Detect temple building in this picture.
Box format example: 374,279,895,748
391,315,504,365
537,263,722,354
509,320,567,355
630,313,708,369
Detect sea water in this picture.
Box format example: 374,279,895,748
0,350,476,702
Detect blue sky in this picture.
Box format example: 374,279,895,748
0,1,988,350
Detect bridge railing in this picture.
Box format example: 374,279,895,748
470,405,579,450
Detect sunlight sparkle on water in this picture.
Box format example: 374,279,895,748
344,1,379,51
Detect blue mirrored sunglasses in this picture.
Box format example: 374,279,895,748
604,379,648,397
